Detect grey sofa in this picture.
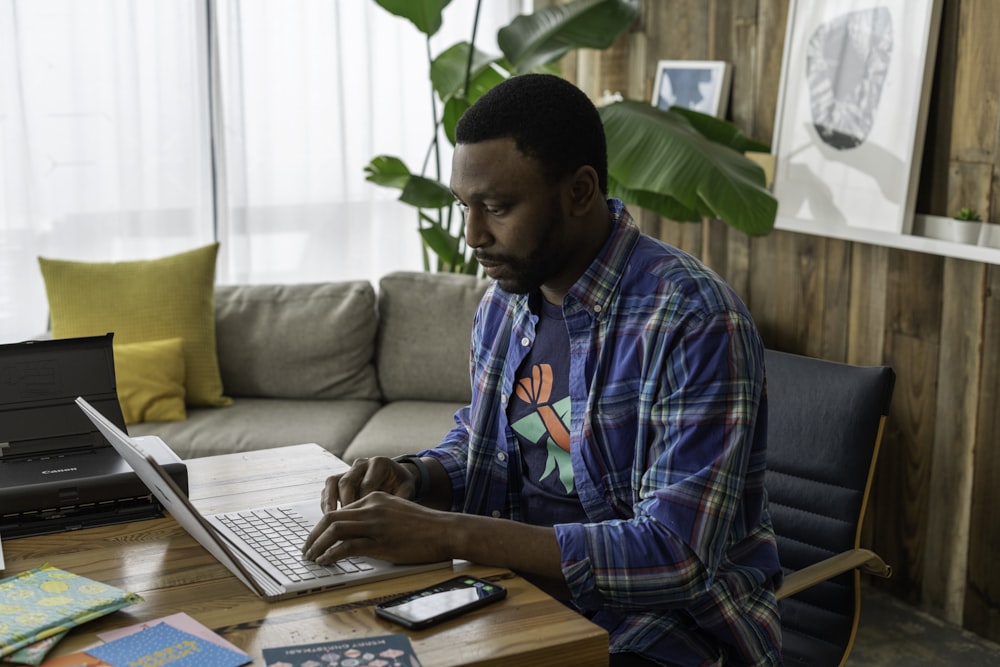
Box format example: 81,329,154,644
129,271,489,463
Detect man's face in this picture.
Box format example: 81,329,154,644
450,138,575,297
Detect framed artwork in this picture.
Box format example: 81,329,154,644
771,0,943,236
651,60,732,117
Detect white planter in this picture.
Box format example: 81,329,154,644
978,223,1000,249
912,215,981,244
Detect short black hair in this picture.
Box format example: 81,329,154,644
455,73,608,194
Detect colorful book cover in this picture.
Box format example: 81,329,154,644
96,613,245,656
0,565,142,660
262,634,422,667
86,624,250,667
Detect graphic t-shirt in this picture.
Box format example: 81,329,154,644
508,297,588,526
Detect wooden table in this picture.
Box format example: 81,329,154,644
2,444,608,666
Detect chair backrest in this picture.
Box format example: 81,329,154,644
763,349,895,666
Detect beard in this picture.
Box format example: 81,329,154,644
475,196,572,295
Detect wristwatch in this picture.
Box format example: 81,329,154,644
392,454,430,502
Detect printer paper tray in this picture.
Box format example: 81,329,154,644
1,495,165,539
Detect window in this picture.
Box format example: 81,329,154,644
1,0,524,342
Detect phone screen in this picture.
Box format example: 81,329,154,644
375,576,506,629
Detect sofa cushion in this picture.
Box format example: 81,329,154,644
113,337,188,424
128,397,382,459
38,243,230,407
376,271,488,403
214,282,381,400
341,400,465,462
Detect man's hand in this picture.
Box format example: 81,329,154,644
320,456,419,512
302,491,452,565
301,490,568,597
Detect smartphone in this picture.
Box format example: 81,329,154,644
375,575,507,630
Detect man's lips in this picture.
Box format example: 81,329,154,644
480,263,503,278
475,255,504,272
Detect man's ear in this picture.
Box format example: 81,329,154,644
568,166,601,215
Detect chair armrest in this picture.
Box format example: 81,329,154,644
776,548,892,600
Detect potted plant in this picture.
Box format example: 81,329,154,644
913,207,983,245
365,0,776,274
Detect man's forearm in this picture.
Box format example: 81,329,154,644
443,511,569,597
410,456,570,597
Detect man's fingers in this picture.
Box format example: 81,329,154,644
302,513,370,561
321,474,345,513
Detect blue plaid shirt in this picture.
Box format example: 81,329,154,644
421,200,782,665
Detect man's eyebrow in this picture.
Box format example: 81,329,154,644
451,189,492,202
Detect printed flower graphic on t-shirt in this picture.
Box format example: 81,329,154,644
511,363,573,492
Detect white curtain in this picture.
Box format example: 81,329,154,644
0,0,524,342
1,0,214,341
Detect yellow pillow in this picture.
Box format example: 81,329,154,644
38,243,231,407
114,338,187,424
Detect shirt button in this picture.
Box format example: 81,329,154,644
501,393,508,405
497,452,506,462
594,304,603,313
521,336,530,347
491,510,501,518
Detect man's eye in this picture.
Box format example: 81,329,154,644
455,202,470,213
485,206,506,215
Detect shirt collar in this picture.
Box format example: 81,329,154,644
563,198,640,317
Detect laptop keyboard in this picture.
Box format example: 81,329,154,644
216,507,375,582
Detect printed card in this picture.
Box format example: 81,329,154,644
262,634,421,667
85,624,250,667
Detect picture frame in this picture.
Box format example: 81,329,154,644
771,0,943,237
651,60,732,117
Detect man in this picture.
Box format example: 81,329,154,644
304,74,782,666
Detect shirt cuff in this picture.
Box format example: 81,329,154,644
555,523,604,610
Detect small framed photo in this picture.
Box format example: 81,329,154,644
651,60,732,117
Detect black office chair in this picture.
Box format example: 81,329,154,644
763,348,896,666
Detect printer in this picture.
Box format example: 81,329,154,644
0,333,188,538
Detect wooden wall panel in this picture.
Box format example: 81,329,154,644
951,0,1000,165
875,250,942,602
923,259,984,623
846,243,888,366
966,265,1000,640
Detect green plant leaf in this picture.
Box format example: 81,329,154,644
600,101,776,236
364,155,412,190
419,221,464,264
498,0,640,72
400,174,455,209
373,0,452,37
439,70,506,143
431,42,500,101
669,107,771,154
442,97,471,145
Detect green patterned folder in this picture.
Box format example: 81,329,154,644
0,564,142,659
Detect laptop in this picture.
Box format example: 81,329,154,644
75,396,451,602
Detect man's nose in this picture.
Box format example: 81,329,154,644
464,208,489,249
